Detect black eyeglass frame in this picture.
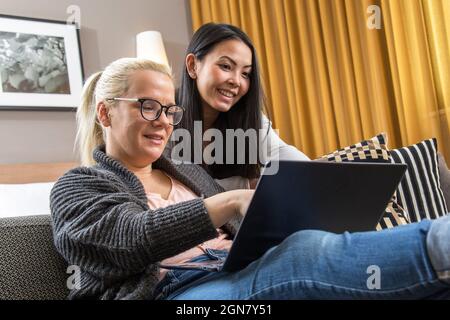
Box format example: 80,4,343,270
106,97,185,125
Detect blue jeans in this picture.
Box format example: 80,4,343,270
155,219,450,299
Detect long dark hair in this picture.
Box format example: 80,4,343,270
177,23,267,179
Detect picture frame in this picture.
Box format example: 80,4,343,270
0,14,84,111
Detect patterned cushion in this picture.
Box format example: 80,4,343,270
317,133,410,230
390,138,449,222
320,134,390,163
0,215,68,299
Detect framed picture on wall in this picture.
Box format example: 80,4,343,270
0,14,84,110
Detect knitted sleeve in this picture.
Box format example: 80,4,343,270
50,167,218,277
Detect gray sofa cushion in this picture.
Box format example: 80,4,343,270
0,215,68,300
438,153,450,211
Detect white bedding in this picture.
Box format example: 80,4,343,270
0,182,55,218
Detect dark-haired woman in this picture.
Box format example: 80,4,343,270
176,23,309,190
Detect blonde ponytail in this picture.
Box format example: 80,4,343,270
75,71,104,166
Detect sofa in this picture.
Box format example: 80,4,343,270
1,153,449,300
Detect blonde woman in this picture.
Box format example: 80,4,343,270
50,58,450,300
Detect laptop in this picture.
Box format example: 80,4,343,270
158,161,407,273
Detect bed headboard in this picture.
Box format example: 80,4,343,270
0,162,78,184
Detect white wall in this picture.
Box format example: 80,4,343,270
0,0,193,163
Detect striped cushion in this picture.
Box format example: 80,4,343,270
390,138,449,222
317,133,410,230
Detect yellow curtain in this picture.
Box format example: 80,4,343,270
190,0,450,161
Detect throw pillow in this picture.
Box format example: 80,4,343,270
390,138,449,222
317,133,410,230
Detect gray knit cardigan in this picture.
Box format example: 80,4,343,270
50,146,236,300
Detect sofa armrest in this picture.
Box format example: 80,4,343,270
438,153,450,211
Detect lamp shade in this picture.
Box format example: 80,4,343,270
136,31,169,66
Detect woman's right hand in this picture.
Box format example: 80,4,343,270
204,189,254,228
233,189,254,216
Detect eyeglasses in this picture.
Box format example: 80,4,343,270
106,97,185,125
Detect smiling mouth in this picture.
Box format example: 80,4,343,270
217,89,236,98
144,134,164,142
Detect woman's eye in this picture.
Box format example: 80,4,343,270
242,72,250,79
219,64,231,71
142,104,158,112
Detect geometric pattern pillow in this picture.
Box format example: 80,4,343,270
390,138,449,223
320,133,390,163
317,133,410,230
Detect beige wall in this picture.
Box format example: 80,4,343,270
0,0,193,164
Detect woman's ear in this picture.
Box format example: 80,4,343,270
97,101,111,127
186,53,197,79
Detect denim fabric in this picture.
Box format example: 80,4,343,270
154,249,227,300
157,219,450,300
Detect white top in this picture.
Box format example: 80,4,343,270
215,115,310,191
